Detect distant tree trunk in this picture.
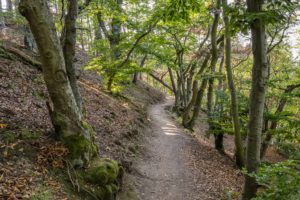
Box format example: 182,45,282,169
213,55,224,152
222,0,244,168
19,0,97,168
186,62,197,102
168,67,177,93
243,0,268,199
6,0,13,11
106,0,122,91
23,25,36,50
61,0,83,113
182,81,198,127
187,78,208,129
133,55,147,84
207,0,221,136
182,54,210,128
0,1,4,27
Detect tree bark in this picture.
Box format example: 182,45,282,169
6,0,13,11
243,0,268,199
182,54,210,127
0,1,4,27
207,0,221,136
222,0,244,168
187,78,208,129
61,0,83,113
133,55,147,84
19,0,97,168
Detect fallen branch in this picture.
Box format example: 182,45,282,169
149,72,174,93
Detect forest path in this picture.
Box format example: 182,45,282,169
127,97,243,200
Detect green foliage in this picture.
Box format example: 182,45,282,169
162,0,204,22
252,160,300,200
227,0,299,35
276,142,300,160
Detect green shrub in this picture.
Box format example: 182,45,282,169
253,160,300,200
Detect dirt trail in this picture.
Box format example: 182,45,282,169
126,98,243,200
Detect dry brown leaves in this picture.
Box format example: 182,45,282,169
37,142,68,169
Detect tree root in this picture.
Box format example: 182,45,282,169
0,44,42,69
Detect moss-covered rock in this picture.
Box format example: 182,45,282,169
86,158,120,186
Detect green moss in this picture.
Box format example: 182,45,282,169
86,158,119,186
64,134,97,167
1,131,17,144
51,112,98,167
20,128,40,140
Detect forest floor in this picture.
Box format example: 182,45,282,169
0,40,164,199
119,98,244,200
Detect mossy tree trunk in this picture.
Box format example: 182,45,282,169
243,0,268,199
61,0,83,113
222,0,244,168
19,0,97,168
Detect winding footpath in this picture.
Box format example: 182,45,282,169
125,98,243,200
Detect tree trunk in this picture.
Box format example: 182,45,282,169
214,133,224,152
243,0,268,199
182,80,198,127
187,79,208,129
6,0,13,11
61,0,83,113
133,55,147,84
182,54,210,128
213,55,224,152
168,67,177,94
207,0,221,136
222,0,244,168
0,0,4,27
23,25,36,50
19,0,97,168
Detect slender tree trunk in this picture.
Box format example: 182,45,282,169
207,0,221,136
187,79,208,129
182,54,210,127
23,25,35,50
222,0,244,168
106,0,122,91
243,0,268,199
61,0,83,113
6,0,13,11
0,0,4,27
213,55,224,152
168,67,176,95
19,0,97,168
182,80,198,127
133,55,147,84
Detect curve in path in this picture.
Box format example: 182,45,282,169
128,98,243,200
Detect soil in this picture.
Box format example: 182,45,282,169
121,98,244,200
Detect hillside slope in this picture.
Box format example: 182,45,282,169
0,43,164,199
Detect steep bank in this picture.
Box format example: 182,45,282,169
0,44,164,199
